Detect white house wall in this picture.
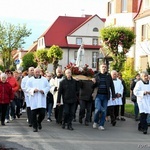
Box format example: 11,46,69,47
37,37,45,50
135,16,150,71
56,48,99,71
67,16,104,45
106,13,136,27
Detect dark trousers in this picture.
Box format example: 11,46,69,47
90,100,95,122
54,105,63,124
120,104,125,116
5,101,15,120
79,100,92,123
134,102,139,118
139,113,148,131
114,105,119,119
107,106,116,123
120,97,125,116
27,107,32,125
32,108,45,129
0,104,9,123
63,103,76,126
14,98,21,118
74,100,79,120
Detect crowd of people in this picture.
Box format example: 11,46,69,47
0,63,150,134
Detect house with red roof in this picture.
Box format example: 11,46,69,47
34,14,105,71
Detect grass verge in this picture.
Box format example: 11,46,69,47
125,104,134,116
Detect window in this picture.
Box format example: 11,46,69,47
92,52,99,68
93,39,98,45
93,27,99,32
141,24,150,41
74,51,77,60
108,1,112,16
121,0,127,12
140,55,148,71
76,38,82,45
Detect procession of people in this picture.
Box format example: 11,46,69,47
0,63,150,135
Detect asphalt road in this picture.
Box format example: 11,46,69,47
0,111,150,150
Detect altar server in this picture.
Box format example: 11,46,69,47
134,71,150,134
107,70,123,126
50,67,64,124
21,67,34,127
26,68,50,132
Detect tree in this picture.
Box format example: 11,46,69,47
22,52,37,71
0,21,31,69
100,26,135,71
34,49,52,71
47,45,63,74
122,58,138,96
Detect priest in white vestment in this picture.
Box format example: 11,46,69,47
26,68,50,132
134,71,150,134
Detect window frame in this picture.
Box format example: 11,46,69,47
92,52,99,68
92,38,98,45
121,0,128,13
76,38,82,45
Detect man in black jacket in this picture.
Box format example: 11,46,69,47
78,80,94,126
93,63,115,130
57,69,78,130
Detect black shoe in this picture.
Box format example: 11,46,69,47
121,118,126,121
17,114,20,118
33,128,38,132
29,124,32,127
85,121,89,126
143,129,147,134
67,126,74,130
62,124,65,129
1,122,5,126
112,121,116,126
79,118,82,124
138,123,142,131
38,122,42,130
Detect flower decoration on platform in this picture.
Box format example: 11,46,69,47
65,63,94,77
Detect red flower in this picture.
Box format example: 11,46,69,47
65,63,94,77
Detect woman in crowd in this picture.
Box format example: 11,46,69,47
0,73,14,126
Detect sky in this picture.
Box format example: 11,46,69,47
0,0,106,49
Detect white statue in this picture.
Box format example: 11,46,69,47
76,44,85,67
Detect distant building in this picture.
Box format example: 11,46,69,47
12,49,28,71
28,14,105,71
104,0,150,71
134,0,150,71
